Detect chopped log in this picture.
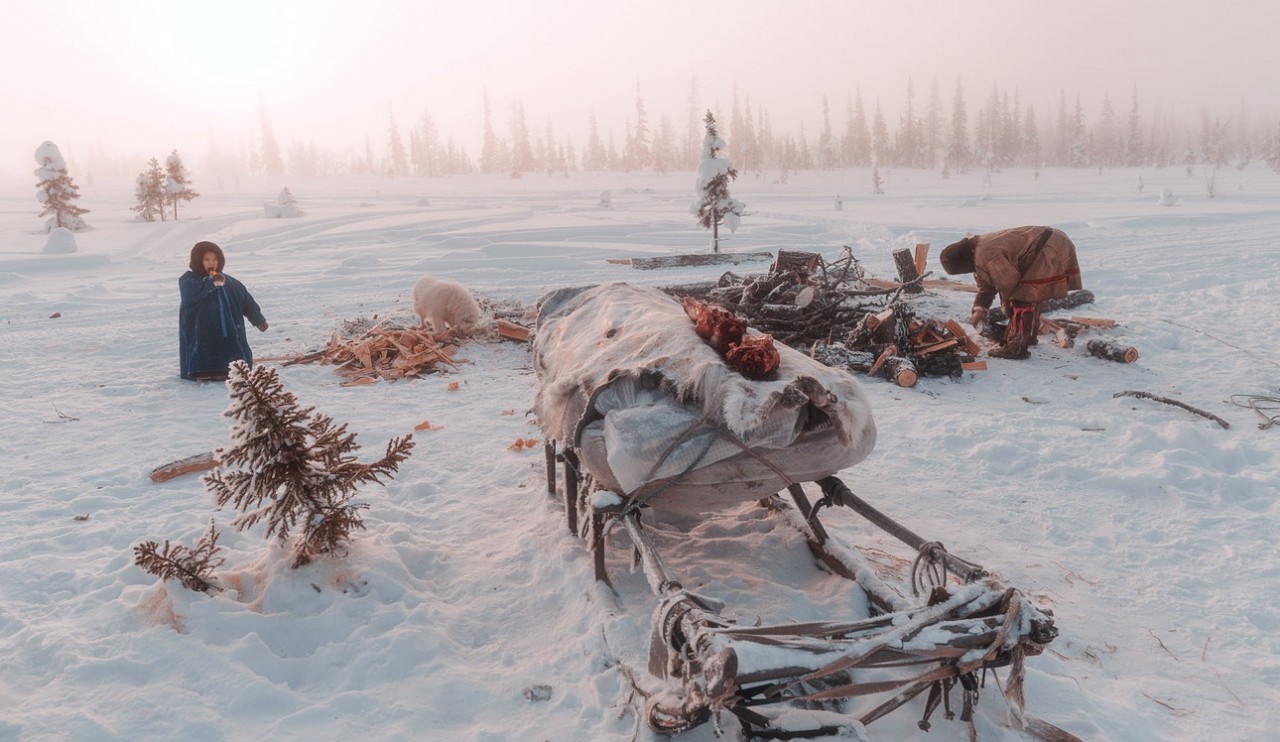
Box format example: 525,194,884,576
960,361,988,371
629,251,774,271
1086,339,1139,363
865,307,895,330
882,355,919,387
1114,390,1230,429
496,319,531,342
913,243,930,276
150,451,218,483
1069,316,1117,328
892,248,923,294
944,319,981,355
771,250,821,276
605,258,632,265
1041,289,1095,313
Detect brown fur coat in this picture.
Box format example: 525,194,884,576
970,226,1083,309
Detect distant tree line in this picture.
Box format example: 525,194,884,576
75,78,1280,181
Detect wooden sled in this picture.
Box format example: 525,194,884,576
544,442,1073,740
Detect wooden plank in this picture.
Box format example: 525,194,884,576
150,451,218,483
913,243,929,276
864,277,978,293
629,251,774,271
1069,315,1117,328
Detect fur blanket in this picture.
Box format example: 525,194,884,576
533,283,876,512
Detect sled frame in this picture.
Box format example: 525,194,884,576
544,439,1064,740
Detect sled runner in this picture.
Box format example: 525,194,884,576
533,283,1069,740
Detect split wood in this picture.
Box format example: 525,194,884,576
664,249,983,384
1114,390,1230,429
284,321,459,383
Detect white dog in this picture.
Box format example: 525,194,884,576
411,275,483,335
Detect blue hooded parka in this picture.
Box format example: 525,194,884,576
178,243,266,379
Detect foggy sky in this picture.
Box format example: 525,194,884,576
4,0,1278,176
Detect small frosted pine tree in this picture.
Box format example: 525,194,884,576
34,141,90,232
204,362,415,568
264,186,303,218
164,150,199,219
131,158,167,222
691,111,745,253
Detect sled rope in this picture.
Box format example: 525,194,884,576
612,420,722,526
911,541,950,595
1230,392,1280,430
1161,318,1280,370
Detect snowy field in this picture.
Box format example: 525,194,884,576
1,166,1278,741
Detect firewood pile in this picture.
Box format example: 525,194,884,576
283,316,460,385
663,248,982,387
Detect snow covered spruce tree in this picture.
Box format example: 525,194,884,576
204,362,415,568
131,158,167,222
34,140,90,232
691,110,745,253
164,150,199,219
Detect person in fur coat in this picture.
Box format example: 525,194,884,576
940,226,1082,359
179,241,268,381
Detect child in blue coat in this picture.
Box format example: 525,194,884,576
179,241,268,381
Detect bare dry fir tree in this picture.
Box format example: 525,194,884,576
133,522,226,593
205,362,415,568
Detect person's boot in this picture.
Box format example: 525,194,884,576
990,330,1031,359
1027,306,1041,346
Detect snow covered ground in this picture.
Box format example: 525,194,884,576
1,166,1277,741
